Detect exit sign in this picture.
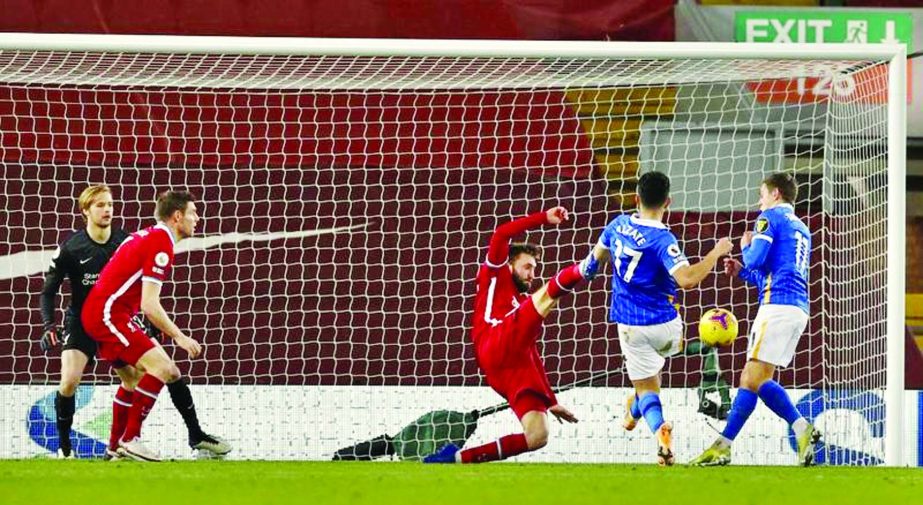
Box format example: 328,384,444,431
737,11,912,46
735,10,913,104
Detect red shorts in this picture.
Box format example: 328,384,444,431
475,298,555,419
81,311,157,367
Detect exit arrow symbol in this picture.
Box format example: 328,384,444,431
880,20,900,44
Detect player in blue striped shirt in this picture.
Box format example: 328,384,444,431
690,173,820,467
579,171,732,465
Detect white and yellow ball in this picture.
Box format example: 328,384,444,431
698,308,738,347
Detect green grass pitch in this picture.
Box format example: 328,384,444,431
2,460,921,505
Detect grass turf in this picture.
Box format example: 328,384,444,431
1,460,921,505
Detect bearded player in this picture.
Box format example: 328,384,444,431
424,206,591,464
82,190,203,462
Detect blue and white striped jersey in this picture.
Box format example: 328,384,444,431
598,214,689,326
739,203,811,315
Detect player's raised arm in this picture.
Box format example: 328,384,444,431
672,237,733,289
485,207,568,267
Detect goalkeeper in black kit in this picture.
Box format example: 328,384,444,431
39,184,231,459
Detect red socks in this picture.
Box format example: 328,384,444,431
120,374,165,442
109,386,133,450
460,433,530,463
547,263,583,299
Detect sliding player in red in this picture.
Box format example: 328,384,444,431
424,207,590,464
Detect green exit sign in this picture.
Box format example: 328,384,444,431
735,10,913,50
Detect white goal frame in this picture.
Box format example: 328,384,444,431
0,33,906,466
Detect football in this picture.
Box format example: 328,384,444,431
698,308,738,347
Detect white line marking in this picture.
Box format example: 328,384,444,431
0,222,371,281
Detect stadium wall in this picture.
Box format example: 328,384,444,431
0,0,675,41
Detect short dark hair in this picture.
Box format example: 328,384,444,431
509,243,541,263
155,190,196,221
762,173,798,203
638,171,670,208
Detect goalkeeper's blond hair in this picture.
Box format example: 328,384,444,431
77,184,112,220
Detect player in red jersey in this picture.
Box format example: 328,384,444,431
425,207,590,464
81,190,202,462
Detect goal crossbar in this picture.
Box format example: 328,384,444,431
0,33,906,60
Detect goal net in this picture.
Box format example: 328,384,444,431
0,36,906,465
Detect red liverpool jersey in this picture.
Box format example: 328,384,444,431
472,260,529,340
83,223,175,324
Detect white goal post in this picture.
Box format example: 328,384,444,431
0,33,907,465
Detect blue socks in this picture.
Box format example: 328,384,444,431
630,382,800,444
630,394,642,419
721,388,758,441
638,393,665,433
758,380,801,425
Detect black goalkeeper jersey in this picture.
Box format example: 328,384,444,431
40,227,130,330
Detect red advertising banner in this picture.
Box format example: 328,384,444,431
0,0,674,41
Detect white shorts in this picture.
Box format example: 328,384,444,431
746,304,809,368
617,317,684,381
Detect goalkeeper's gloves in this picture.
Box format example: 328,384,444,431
39,327,60,353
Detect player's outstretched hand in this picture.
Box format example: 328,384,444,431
549,404,578,424
39,328,59,353
723,257,743,278
545,206,569,225
740,231,753,249
176,334,202,358
713,237,733,257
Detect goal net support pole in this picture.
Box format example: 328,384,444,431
885,46,906,468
